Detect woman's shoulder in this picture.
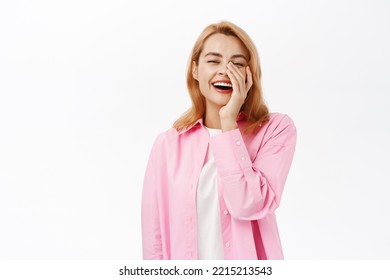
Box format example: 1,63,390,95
265,112,296,130
249,112,296,139
268,112,294,124
152,127,180,146
258,112,297,143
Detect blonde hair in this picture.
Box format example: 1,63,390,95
173,21,269,134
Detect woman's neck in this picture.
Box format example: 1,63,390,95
204,107,221,129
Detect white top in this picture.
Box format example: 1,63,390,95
196,127,224,259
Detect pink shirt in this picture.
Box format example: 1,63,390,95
141,112,297,260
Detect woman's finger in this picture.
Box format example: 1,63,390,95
245,66,253,93
227,62,246,97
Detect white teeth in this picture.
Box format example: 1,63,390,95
213,82,232,88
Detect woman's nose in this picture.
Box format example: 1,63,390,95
218,63,228,75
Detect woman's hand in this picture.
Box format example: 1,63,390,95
219,62,253,131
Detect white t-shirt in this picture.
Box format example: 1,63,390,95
196,127,224,259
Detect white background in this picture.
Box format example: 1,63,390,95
0,0,389,260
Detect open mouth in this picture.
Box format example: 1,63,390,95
212,81,233,93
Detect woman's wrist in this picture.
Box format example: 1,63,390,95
221,119,238,132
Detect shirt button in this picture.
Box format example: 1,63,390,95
225,242,230,248
241,156,245,161
223,210,228,215
236,140,241,146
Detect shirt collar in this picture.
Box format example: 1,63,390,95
177,112,247,135
177,118,204,135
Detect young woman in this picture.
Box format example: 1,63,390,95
141,21,297,260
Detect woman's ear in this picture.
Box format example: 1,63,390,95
192,61,198,80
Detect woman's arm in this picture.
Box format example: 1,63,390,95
210,114,297,220
141,138,163,259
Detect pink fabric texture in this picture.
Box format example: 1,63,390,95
141,113,297,260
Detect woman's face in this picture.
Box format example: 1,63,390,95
192,33,249,111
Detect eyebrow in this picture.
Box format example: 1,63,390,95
204,52,248,61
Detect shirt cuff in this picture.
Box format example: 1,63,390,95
209,128,252,177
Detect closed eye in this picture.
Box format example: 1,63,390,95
232,62,244,67
207,60,219,64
